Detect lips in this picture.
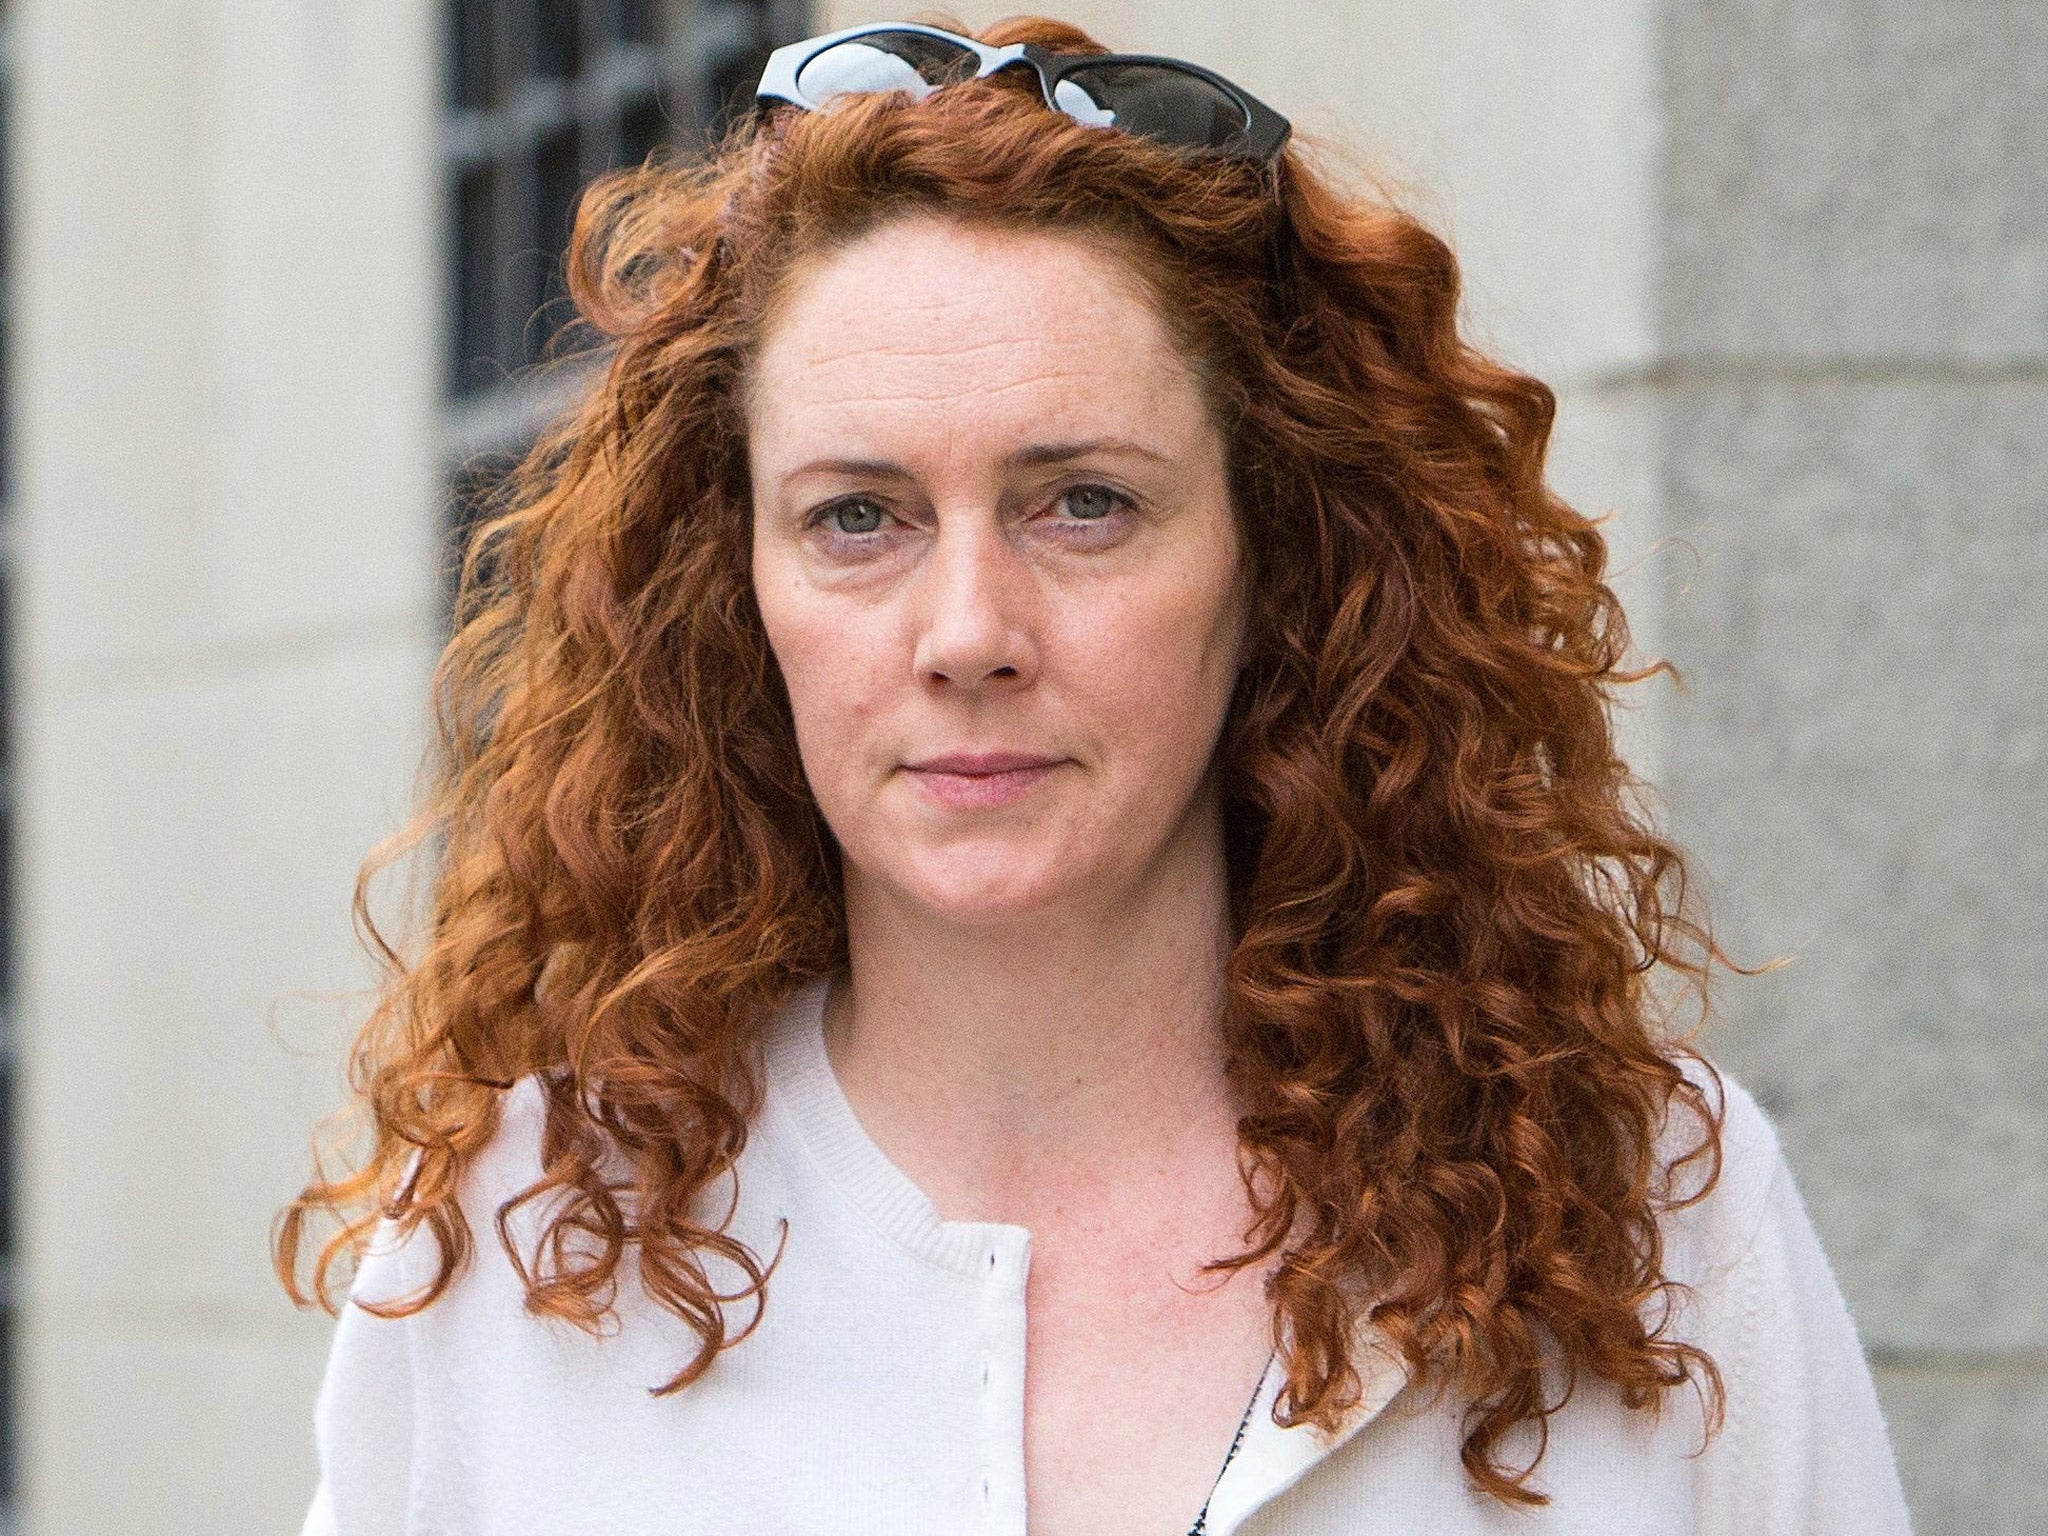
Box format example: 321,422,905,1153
906,751,1066,776
901,751,1069,809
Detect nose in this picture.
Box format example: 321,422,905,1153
909,516,1040,691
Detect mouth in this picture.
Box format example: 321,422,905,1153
900,751,1070,809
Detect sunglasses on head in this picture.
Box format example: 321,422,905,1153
753,23,1291,165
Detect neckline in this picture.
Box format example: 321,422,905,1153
761,975,1034,1281
757,974,1408,1532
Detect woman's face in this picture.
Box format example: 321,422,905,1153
747,215,1246,928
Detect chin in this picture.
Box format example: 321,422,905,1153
905,870,1065,927
880,843,1080,928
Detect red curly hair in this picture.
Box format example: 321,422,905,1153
278,15,1727,1503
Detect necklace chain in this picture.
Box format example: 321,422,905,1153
1185,1371,1264,1536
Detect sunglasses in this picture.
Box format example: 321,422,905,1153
753,23,1291,165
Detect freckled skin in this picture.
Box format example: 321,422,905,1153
747,217,1274,1536
748,219,1247,931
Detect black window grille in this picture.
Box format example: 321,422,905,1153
442,1,809,473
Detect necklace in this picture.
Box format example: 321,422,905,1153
1185,1371,1265,1536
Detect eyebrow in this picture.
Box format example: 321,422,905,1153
782,438,1174,484
1010,438,1174,468
783,457,912,482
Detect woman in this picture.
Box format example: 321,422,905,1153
282,17,1911,1535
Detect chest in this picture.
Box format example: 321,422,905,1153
391,1112,1705,1536
396,1235,1701,1536
1020,1243,1278,1536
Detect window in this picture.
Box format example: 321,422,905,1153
441,0,810,562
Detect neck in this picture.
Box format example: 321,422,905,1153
826,797,1241,1226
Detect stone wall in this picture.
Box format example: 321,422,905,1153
11,2,441,1531
1656,3,2048,1528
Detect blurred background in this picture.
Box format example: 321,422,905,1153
0,1,2040,1531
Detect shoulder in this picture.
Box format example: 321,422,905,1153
344,1075,557,1310
1653,1052,1792,1288
466,1073,555,1209
1648,1058,1916,1528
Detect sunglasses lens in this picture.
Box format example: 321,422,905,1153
1052,63,1250,151
796,32,983,104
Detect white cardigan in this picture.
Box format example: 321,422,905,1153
302,977,1913,1535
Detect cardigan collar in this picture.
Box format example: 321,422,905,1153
1200,1325,1409,1535
761,975,1035,1278
760,975,1409,1529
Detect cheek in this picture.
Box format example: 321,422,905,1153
754,572,893,803
1064,561,1245,770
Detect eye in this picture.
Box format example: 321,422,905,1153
819,497,888,535
1055,484,1128,521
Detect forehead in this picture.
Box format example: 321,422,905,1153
746,217,1209,457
